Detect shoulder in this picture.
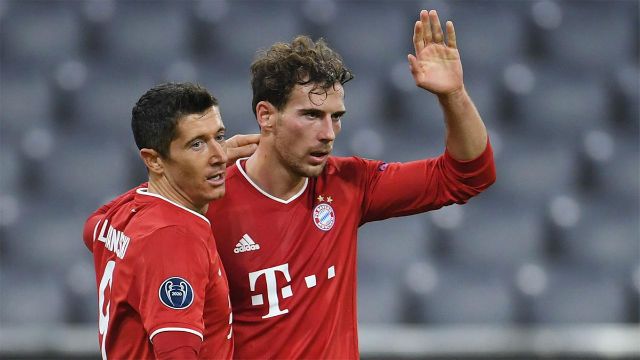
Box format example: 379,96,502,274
135,224,210,260
324,156,384,177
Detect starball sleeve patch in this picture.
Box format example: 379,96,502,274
158,277,194,309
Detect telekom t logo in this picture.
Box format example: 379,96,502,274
248,263,292,319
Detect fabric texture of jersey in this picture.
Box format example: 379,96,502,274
205,142,496,359
83,188,233,360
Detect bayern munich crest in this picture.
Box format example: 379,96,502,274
159,277,194,309
313,203,335,231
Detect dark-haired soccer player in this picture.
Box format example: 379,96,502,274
83,83,256,359
206,10,496,358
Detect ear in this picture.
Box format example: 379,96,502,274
256,101,277,132
140,148,164,175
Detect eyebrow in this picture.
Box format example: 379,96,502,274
298,109,347,117
184,126,226,147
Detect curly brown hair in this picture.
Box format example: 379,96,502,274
250,35,354,116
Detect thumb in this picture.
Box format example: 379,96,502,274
407,54,418,75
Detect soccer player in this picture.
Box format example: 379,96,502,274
206,10,496,358
82,83,255,359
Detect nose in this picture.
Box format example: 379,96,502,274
318,116,336,142
210,139,228,165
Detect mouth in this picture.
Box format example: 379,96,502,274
206,172,225,186
309,150,331,165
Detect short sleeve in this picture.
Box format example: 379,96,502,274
131,225,210,341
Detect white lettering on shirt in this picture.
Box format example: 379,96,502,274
96,219,130,259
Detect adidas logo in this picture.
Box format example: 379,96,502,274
234,234,260,254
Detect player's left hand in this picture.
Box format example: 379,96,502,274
225,134,260,166
408,10,463,96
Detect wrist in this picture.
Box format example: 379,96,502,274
437,86,467,104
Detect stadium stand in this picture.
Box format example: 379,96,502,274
0,0,637,358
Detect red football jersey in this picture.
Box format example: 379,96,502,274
206,143,495,359
83,188,233,360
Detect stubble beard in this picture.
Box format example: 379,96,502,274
274,140,326,179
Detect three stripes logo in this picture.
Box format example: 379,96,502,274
234,234,260,254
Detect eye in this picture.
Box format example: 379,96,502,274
332,114,343,122
191,140,204,149
215,134,226,143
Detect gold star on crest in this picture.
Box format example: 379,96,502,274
317,195,324,202
327,196,333,203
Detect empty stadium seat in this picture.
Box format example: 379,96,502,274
38,132,133,208
359,215,431,279
358,276,404,324
512,65,611,142
525,264,630,323
439,196,545,268
1,70,53,139
74,67,154,138
0,266,67,324
540,1,638,70
449,2,529,75
199,1,302,68
491,136,577,207
322,2,411,73
405,262,517,324
555,195,639,272
101,1,190,73
1,1,81,68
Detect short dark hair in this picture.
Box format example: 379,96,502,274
131,82,217,157
250,35,354,116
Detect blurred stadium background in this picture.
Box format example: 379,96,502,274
0,0,638,358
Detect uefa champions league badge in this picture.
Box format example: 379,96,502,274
159,277,194,309
313,202,335,231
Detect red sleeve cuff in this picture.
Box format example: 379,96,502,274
444,137,494,174
153,331,202,360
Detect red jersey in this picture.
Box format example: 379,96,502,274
83,188,233,360
206,143,495,359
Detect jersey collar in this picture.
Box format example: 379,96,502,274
136,188,210,225
236,158,308,205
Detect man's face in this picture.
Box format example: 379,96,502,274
273,83,346,178
162,106,228,208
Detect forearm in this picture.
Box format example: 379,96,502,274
438,87,488,161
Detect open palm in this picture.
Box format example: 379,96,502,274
408,10,463,96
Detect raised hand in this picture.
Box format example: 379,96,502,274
408,10,463,96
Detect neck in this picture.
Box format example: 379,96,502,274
147,176,208,214
245,145,306,200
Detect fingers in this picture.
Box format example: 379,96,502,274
224,134,260,165
225,144,258,166
415,10,456,49
446,21,457,49
429,10,444,44
420,10,432,45
413,21,424,54
226,134,260,147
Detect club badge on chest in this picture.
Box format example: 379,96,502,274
313,195,335,231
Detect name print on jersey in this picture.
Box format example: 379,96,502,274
95,219,130,259
248,263,336,319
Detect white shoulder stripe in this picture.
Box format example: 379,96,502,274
149,327,204,342
235,158,308,204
